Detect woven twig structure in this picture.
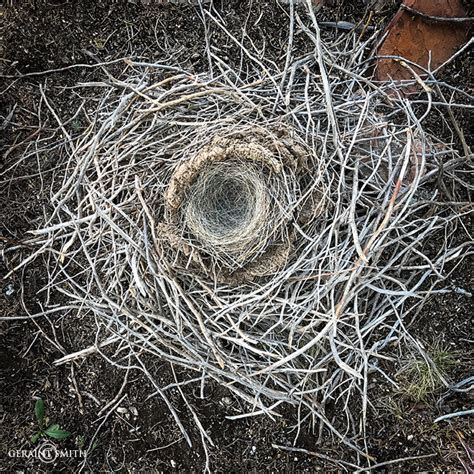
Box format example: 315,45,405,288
9,2,472,465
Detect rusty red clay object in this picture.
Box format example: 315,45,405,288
376,0,470,83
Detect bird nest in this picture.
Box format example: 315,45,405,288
160,132,324,283
9,3,472,465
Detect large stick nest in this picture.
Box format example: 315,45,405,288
8,3,473,462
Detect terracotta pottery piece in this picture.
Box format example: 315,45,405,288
376,0,470,83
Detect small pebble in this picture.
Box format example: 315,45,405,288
220,396,232,407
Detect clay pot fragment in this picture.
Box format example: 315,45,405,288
376,0,471,83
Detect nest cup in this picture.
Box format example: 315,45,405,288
184,161,272,262
162,134,311,282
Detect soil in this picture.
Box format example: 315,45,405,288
0,1,472,472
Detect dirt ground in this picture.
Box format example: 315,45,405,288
1,1,472,472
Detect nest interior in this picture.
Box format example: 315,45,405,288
162,134,317,282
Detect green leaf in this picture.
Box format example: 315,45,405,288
76,434,86,449
45,424,71,440
31,431,43,444
35,399,45,427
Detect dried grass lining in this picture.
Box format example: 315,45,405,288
162,134,321,282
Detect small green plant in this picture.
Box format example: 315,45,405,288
76,434,86,449
31,399,71,444
378,395,406,420
397,345,456,403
